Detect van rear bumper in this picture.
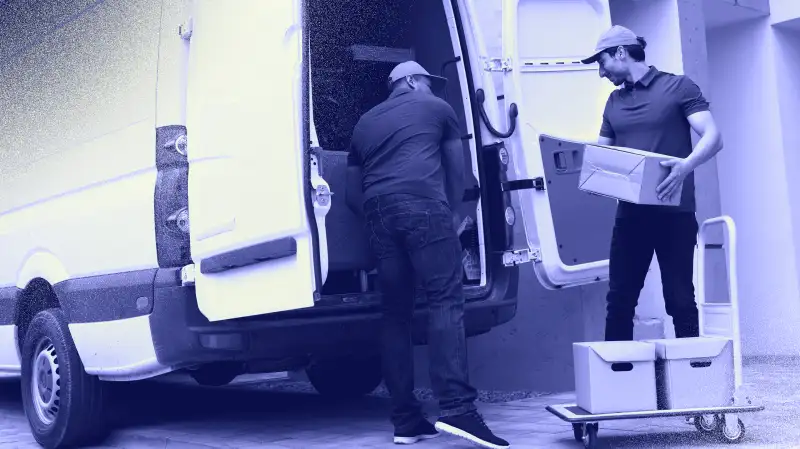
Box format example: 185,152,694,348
149,268,517,371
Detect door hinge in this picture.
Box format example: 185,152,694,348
181,264,196,286
502,248,541,267
178,17,193,40
501,177,545,192
483,57,512,72
313,184,333,207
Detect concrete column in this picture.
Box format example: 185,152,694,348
706,9,800,356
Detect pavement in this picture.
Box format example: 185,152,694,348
0,358,798,449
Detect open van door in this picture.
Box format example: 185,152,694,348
184,0,317,321
498,0,620,289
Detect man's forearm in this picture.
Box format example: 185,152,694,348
686,128,723,172
442,140,465,210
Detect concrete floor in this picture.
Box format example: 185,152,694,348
0,358,798,448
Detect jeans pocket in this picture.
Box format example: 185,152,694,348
398,212,431,249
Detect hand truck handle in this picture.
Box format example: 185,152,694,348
696,215,742,389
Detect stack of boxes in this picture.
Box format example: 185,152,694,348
573,337,735,414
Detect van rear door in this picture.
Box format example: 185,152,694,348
185,0,317,321
497,0,619,289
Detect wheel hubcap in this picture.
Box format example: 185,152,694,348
723,421,742,439
699,415,716,430
31,338,61,425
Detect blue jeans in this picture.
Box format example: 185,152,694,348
605,209,700,341
364,193,477,431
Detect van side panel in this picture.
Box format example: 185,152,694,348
0,0,164,374
0,0,163,288
0,287,19,373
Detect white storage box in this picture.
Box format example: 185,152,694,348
646,337,735,410
573,341,658,414
578,144,683,206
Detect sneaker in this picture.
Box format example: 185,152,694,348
435,411,510,449
394,419,440,445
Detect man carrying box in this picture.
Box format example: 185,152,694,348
580,26,724,342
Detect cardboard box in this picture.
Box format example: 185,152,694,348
578,144,683,206
573,341,658,414
646,337,735,410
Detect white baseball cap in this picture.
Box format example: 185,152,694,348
388,61,447,91
581,25,642,64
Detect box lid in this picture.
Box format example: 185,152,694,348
579,145,647,188
645,337,733,360
574,341,656,363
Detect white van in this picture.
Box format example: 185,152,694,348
0,0,618,447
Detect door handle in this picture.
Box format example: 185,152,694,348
476,89,518,139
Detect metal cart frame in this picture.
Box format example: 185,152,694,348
547,216,765,448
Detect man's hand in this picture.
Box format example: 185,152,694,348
657,158,691,202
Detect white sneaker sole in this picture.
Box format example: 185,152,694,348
434,421,510,449
393,433,440,445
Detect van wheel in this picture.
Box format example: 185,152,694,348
21,308,107,449
189,362,244,387
306,355,382,399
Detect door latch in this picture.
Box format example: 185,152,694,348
501,178,545,192
502,248,541,267
483,57,512,73
313,184,333,207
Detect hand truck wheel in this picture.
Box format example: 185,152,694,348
572,423,584,442
582,422,598,449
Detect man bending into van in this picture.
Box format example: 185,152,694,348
581,26,723,342
346,61,510,449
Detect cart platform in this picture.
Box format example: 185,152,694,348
546,403,765,423
547,402,764,447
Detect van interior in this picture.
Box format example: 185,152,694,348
307,0,487,299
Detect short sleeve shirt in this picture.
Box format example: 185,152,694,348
347,90,461,207
600,66,710,215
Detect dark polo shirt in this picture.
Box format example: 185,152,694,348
600,66,710,216
347,89,461,207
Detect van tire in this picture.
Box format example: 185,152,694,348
306,355,382,399
21,308,107,449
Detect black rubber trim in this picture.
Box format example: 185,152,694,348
54,269,158,324
199,237,298,275
705,243,723,249
0,286,19,326
154,125,192,268
148,272,517,368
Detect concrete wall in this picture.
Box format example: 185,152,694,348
772,27,800,310
707,15,800,356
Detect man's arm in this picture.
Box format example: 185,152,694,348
680,76,723,171
440,106,465,211
598,98,615,146
684,110,723,171
657,76,723,200
598,136,615,146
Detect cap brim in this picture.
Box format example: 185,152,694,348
425,74,448,92
581,51,602,64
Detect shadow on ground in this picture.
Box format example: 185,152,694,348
1,377,398,433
